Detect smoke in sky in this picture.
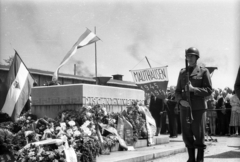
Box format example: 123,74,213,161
107,2,156,62
126,25,152,61
70,59,94,77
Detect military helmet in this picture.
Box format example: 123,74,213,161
186,47,200,58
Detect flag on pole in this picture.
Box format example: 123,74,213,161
0,51,34,121
52,28,100,81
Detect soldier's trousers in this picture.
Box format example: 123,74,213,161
180,108,206,149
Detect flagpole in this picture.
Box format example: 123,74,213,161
95,26,98,85
145,56,152,68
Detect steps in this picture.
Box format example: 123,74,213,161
97,135,186,162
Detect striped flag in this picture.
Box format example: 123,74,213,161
0,51,34,121
52,28,100,81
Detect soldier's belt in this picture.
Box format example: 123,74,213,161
181,92,205,100
181,90,195,96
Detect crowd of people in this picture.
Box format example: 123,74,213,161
148,86,240,138
206,87,240,136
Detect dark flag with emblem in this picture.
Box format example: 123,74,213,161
0,51,34,121
130,66,169,99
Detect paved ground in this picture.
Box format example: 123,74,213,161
147,135,240,162
97,135,186,162
97,134,240,162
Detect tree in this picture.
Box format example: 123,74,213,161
4,56,14,65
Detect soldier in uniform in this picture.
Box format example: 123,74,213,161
175,47,212,162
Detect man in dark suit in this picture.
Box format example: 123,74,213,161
149,95,166,136
216,90,230,136
166,86,178,138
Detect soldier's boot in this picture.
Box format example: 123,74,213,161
187,148,195,162
196,149,204,162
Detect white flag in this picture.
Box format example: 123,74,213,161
52,29,100,81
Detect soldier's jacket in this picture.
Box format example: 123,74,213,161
175,65,212,111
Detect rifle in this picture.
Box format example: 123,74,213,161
184,57,194,123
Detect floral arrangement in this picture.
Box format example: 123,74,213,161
17,143,66,162
122,103,148,142
0,103,150,162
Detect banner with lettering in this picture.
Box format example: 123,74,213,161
130,66,168,99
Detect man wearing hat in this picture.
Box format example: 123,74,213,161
175,47,212,162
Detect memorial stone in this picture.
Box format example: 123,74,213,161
31,84,144,118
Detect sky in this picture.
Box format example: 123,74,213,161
0,0,239,90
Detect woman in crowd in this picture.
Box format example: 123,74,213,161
207,92,217,136
225,92,233,135
229,91,240,136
